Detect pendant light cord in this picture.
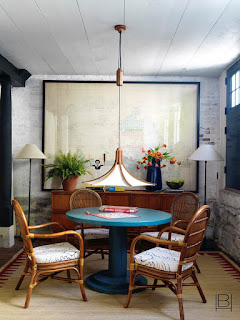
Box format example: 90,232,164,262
119,85,121,148
118,30,122,148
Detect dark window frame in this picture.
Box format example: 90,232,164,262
226,59,240,190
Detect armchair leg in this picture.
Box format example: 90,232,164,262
191,269,207,303
24,267,37,309
152,279,158,290
101,249,104,260
16,259,29,290
67,270,72,283
177,277,184,320
194,261,201,273
124,270,135,308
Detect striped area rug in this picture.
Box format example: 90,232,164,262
0,251,239,320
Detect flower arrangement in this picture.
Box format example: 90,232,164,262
136,145,181,170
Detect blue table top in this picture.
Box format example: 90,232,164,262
66,207,172,227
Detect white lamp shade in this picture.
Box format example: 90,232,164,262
188,144,223,161
15,144,46,159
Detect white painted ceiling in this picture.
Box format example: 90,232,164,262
0,0,240,77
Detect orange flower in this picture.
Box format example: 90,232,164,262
143,160,146,163
142,148,146,153
137,161,141,164
155,163,159,168
160,164,166,168
177,161,181,165
148,162,152,166
162,144,167,148
170,157,176,164
136,165,140,170
144,165,148,169
143,156,148,160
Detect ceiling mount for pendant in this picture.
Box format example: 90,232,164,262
115,25,126,86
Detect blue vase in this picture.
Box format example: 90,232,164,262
146,159,162,191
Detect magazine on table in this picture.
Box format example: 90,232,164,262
98,205,138,213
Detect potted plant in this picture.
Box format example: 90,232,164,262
44,151,89,191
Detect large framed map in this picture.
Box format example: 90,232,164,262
43,81,199,191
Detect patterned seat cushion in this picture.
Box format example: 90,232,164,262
134,247,193,272
76,228,109,240
141,231,185,242
33,242,80,264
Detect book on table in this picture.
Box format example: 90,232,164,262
99,205,138,213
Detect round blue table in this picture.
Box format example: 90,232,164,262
66,207,171,294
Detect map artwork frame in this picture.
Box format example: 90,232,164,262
42,81,200,191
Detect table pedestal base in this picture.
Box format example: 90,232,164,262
86,270,147,294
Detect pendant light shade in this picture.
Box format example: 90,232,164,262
86,25,155,188
86,148,155,187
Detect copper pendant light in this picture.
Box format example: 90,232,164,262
86,25,155,188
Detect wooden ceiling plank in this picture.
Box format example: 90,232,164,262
35,0,98,75
0,0,76,74
0,6,54,75
184,0,240,77
77,0,124,75
159,0,231,76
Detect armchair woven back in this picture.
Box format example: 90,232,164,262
70,189,102,209
181,205,210,262
12,200,34,255
171,192,200,227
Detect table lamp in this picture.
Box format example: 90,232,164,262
188,144,223,204
15,144,46,224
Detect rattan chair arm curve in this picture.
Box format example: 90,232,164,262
157,226,186,239
172,220,191,227
28,222,66,231
129,234,185,264
28,230,82,240
131,234,185,252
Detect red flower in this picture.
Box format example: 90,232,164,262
162,144,167,148
144,165,148,169
177,161,181,165
148,162,152,166
155,163,159,168
160,164,166,168
147,149,151,154
136,165,140,170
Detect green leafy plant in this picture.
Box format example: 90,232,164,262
44,151,89,181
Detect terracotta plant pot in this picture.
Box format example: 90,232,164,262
62,176,79,192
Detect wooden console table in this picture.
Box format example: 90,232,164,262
51,190,179,237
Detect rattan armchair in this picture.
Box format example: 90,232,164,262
69,189,109,259
140,192,200,271
124,205,210,320
12,200,87,308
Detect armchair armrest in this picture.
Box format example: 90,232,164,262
157,226,186,240
172,220,191,228
129,234,186,264
28,222,66,231
27,230,84,257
